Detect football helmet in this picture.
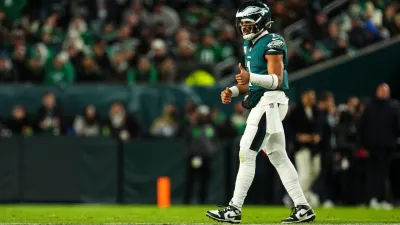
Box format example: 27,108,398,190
235,1,273,40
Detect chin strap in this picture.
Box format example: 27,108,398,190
266,21,274,29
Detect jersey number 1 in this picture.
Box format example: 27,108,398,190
246,61,253,86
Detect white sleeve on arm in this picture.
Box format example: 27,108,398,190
249,73,279,89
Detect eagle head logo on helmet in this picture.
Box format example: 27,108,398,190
235,0,273,41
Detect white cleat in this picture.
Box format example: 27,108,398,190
206,204,242,224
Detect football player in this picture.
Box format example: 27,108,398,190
206,1,316,224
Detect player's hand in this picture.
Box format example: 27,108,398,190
221,87,232,104
236,63,250,85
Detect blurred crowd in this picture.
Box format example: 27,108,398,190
1,0,399,84
0,91,241,141
0,83,399,207
282,84,400,209
289,0,400,70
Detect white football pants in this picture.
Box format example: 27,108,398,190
231,91,308,208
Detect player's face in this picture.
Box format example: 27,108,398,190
240,20,256,36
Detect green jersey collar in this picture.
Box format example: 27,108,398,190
252,30,269,45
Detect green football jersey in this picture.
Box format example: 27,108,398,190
243,33,289,92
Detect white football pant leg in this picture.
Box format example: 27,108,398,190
263,104,309,206
230,105,265,209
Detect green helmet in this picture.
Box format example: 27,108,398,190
235,1,273,40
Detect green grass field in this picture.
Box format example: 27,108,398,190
0,205,399,224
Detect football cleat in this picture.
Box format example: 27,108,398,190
206,204,242,224
281,204,316,223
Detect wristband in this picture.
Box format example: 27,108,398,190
229,86,239,97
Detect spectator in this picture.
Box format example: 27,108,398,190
359,83,399,210
273,1,296,32
294,38,325,69
150,104,179,138
309,12,329,41
26,43,53,83
158,58,177,83
392,14,400,36
383,5,396,36
0,0,28,21
0,9,12,47
44,52,75,85
211,108,235,138
129,56,158,84
151,1,180,37
348,17,369,48
104,101,141,141
78,55,105,82
175,41,197,81
111,25,138,64
340,3,363,34
317,91,337,207
288,89,321,206
92,38,112,76
183,105,216,204
364,1,383,28
73,105,101,136
337,97,368,205
122,1,152,28
338,97,361,154
5,105,33,136
197,33,222,64
102,22,118,43
323,22,348,53
218,26,239,60
65,39,85,77
0,50,17,82
332,39,349,57
230,101,247,135
67,16,88,38
39,13,64,46
0,0,398,85
153,22,167,40
36,92,63,135
109,50,133,83
181,100,198,130
124,13,145,41
148,39,169,72
174,28,191,48
9,30,28,81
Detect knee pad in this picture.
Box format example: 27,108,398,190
268,150,288,167
238,148,258,165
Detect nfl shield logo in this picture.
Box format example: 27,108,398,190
269,103,274,108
